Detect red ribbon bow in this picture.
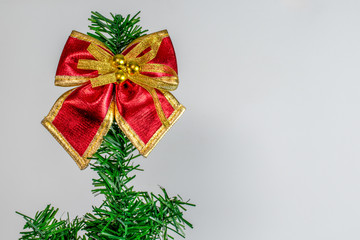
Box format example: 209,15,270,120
42,30,185,169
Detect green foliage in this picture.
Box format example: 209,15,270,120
84,124,194,240
17,124,194,240
16,205,85,240
17,12,194,239
88,11,148,54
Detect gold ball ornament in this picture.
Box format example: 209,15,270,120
127,61,141,75
112,54,126,68
115,70,127,83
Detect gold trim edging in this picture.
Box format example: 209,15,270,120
115,91,185,157
41,89,114,170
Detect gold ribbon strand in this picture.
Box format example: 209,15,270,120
77,30,178,128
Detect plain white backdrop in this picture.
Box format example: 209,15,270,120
2,0,360,239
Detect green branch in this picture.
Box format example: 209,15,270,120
17,12,194,240
16,205,85,240
88,11,148,54
84,123,194,240
17,123,194,239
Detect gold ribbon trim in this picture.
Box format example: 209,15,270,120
77,30,178,127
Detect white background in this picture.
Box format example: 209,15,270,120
1,0,360,239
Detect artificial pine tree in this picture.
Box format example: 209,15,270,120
17,12,194,240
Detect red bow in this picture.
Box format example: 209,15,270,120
42,30,185,169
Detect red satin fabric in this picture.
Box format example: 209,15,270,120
52,83,113,155
116,82,174,144
56,37,100,77
148,37,178,74
52,33,178,157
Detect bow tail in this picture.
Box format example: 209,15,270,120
114,82,185,157
42,83,115,169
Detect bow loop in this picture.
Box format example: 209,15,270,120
76,30,179,128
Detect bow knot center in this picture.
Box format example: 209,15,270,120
111,54,141,83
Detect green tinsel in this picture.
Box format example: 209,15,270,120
17,12,194,240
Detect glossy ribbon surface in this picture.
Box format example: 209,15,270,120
42,30,185,169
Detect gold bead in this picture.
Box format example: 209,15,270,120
126,61,141,75
115,70,127,83
112,54,126,68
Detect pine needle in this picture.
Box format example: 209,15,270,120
88,11,148,54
